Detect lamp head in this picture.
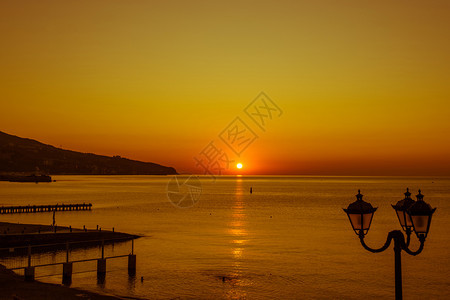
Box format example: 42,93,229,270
407,190,436,240
343,190,377,236
392,188,416,232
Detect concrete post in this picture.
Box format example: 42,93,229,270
24,267,35,281
62,262,73,285
128,254,136,276
97,258,106,276
24,245,35,281
27,245,31,267
66,242,70,262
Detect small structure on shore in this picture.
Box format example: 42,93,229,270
0,174,52,183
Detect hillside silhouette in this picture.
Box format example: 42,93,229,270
0,131,177,175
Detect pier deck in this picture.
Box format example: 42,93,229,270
0,203,92,214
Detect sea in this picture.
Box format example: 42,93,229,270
0,175,449,299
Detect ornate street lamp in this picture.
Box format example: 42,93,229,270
343,190,377,236
391,188,415,246
408,190,436,240
344,189,436,300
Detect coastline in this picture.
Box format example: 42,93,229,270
0,222,141,300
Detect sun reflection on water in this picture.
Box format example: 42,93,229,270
223,176,251,298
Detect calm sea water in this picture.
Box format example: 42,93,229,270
0,176,449,299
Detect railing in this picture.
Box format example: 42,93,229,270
0,237,136,284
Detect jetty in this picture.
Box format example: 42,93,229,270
0,203,92,214
0,221,140,284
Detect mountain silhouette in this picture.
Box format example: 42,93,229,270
0,131,177,175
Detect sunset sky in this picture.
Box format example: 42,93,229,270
1,1,449,175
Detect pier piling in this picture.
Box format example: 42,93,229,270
27,245,31,267
97,259,107,276
128,254,136,276
62,262,73,285
24,266,35,281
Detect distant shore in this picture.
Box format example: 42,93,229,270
0,130,178,176
0,222,141,300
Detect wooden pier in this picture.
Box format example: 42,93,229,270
0,203,92,214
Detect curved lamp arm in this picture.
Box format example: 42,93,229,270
405,228,411,247
358,230,426,255
359,231,394,253
401,236,425,256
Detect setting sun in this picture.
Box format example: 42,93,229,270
236,163,243,169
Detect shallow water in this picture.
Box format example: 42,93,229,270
0,175,449,299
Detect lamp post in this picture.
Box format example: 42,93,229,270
344,189,436,300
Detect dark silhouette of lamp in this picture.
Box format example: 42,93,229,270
407,190,436,240
343,189,436,300
343,190,377,236
391,188,415,246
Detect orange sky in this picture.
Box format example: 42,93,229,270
1,1,450,175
